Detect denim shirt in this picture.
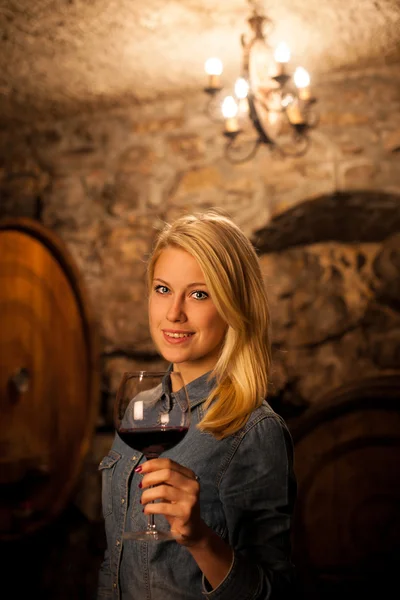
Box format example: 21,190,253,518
97,371,297,600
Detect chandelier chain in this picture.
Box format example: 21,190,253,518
246,0,265,15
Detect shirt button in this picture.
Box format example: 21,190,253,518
131,455,137,461
121,498,125,504
116,539,121,546
113,583,117,589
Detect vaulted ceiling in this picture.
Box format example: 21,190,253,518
1,0,400,125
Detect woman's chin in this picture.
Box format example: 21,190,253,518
156,341,190,364
163,351,190,365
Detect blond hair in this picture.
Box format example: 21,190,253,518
147,211,271,439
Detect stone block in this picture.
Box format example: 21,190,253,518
339,160,378,190
382,129,400,153
167,133,206,161
174,166,222,194
117,145,157,175
131,116,184,134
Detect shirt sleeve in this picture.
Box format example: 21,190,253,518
202,414,298,600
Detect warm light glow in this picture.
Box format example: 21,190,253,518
234,77,249,99
286,98,304,125
268,112,280,126
238,98,249,114
222,96,238,119
281,94,294,108
205,57,223,76
274,42,291,64
294,67,310,89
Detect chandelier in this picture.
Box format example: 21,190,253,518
203,1,318,163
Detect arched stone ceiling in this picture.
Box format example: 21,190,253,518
1,0,400,124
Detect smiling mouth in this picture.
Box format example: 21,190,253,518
164,331,194,339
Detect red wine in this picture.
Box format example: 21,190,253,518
117,426,188,458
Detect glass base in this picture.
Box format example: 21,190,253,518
123,529,182,542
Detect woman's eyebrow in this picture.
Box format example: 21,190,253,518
186,282,207,288
153,277,207,288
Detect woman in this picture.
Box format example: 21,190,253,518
97,211,297,600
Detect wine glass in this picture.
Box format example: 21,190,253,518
114,370,190,541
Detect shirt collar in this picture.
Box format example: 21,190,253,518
165,364,216,410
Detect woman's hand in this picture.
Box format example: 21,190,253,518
136,458,207,546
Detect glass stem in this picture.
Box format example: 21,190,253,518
146,485,156,532
144,456,158,534
147,513,156,531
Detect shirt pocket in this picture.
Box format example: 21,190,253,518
98,450,122,518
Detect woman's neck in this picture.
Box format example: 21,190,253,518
173,363,214,387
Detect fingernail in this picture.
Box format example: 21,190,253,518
135,466,142,473
138,482,142,488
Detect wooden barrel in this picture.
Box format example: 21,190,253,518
291,375,400,599
0,218,100,540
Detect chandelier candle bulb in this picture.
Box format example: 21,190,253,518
225,117,239,133
274,42,291,77
234,77,249,113
205,57,223,90
209,74,220,90
238,98,249,113
234,77,249,99
294,67,311,101
222,96,239,133
299,86,311,101
286,100,305,125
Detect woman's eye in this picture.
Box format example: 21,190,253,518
191,290,208,300
154,285,169,294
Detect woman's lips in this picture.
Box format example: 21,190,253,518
162,330,194,345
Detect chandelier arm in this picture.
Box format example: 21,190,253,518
224,138,262,164
273,134,311,158
251,89,313,156
247,92,275,145
204,94,224,123
304,101,319,128
254,86,287,115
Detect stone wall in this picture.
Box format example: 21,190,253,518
260,232,400,409
1,64,400,598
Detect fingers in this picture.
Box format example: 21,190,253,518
140,467,199,493
141,485,199,524
143,500,192,518
136,457,196,480
136,458,200,527
140,484,190,507
136,459,204,545
142,492,206,547
136,458,198,488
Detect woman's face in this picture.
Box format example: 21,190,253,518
149,246,227,383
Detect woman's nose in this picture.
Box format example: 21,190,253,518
166,298,186,322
